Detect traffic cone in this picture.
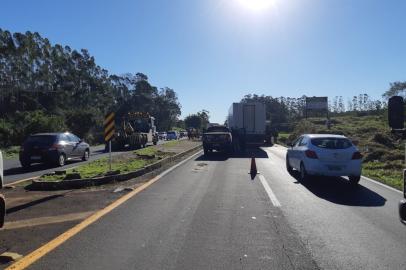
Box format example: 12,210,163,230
250,157,258,177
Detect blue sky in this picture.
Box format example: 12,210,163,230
2,0,406,123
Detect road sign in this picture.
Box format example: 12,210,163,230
306,97,328,111
104,112,115,142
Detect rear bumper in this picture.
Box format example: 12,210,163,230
304,159,362,177
203,142,232,151
19,150,60,164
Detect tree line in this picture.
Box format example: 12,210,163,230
0,29,181,147
241,92,389,131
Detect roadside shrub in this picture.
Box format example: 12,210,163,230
371,132,395,148
364,149,387,162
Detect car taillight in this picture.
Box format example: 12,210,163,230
352,151,363,160
305,150,318,159
49,143,62,150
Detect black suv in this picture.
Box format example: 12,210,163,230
19,133,90,168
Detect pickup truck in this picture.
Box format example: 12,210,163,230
0,150,5,228
202,126,233,155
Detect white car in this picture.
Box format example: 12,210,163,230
286,134,362,185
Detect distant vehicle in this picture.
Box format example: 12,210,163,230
227,102,266,144
0,150,4,228
158,132,167,140
111,112,158,150
286,134,362,185
166,131,178,140
202,125,233,155
19,132,90,168
179,130,187,138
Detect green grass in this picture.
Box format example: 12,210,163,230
1,146,20,160
41,146,173,182
287,114,405,190
162,140,181,148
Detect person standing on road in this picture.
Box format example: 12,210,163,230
239,128,246,152
231,128,240,152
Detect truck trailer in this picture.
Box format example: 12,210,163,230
227,102,266,144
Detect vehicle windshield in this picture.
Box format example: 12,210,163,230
206,126,230,133
311,138,352,149
167,132,176,135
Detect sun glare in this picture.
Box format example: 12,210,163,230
237,0,274,11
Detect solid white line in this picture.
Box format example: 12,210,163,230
259,175,281,207
361,176,403,195
157,150,203,179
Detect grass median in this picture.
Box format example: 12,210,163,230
41,146,174,182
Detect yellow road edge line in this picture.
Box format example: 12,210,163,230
5,164,82,187
6,177,160,270
4,176,39,187
6,149,202,270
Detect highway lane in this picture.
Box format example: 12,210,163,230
23,145,406,270
260,145,406,270
28,149,317,270
3,140,172,185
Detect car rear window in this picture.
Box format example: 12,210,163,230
207,126,229,132
311,138,352,149
167,132,176,135
26,135,57,144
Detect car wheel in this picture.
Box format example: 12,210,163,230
349,176,360,186
286,156,293,174
82,150,90,161
57,154,66,167
21,160,31,169
300,162,308,182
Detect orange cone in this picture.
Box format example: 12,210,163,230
250,157,258,176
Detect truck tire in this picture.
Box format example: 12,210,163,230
0,194,5,228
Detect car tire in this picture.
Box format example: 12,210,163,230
21,160,31,169
349,176,360,186
57,154,66,167
286,156,293,174
299,162,309,182
82,149,90,161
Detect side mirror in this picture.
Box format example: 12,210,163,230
399,199,406,225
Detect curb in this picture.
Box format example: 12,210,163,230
29,144,202,191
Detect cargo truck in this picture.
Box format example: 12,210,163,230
227,102,266,144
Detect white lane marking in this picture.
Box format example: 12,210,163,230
265,145,404,195
361,176,403,195
259,175,281,207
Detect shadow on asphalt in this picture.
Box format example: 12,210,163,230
6,194,64,214
290,171,386,207
195,147,269,161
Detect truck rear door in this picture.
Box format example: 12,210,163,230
243,104,255,133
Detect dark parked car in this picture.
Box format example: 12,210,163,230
19,132,90,168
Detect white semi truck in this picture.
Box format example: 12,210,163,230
227,102,266,143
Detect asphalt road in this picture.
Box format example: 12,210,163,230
27,145,405,270
3,139,171,185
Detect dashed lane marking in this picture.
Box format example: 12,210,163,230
259,175,281,207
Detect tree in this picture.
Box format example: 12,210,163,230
383,81,406,98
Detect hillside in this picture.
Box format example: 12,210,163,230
279,114,404,190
